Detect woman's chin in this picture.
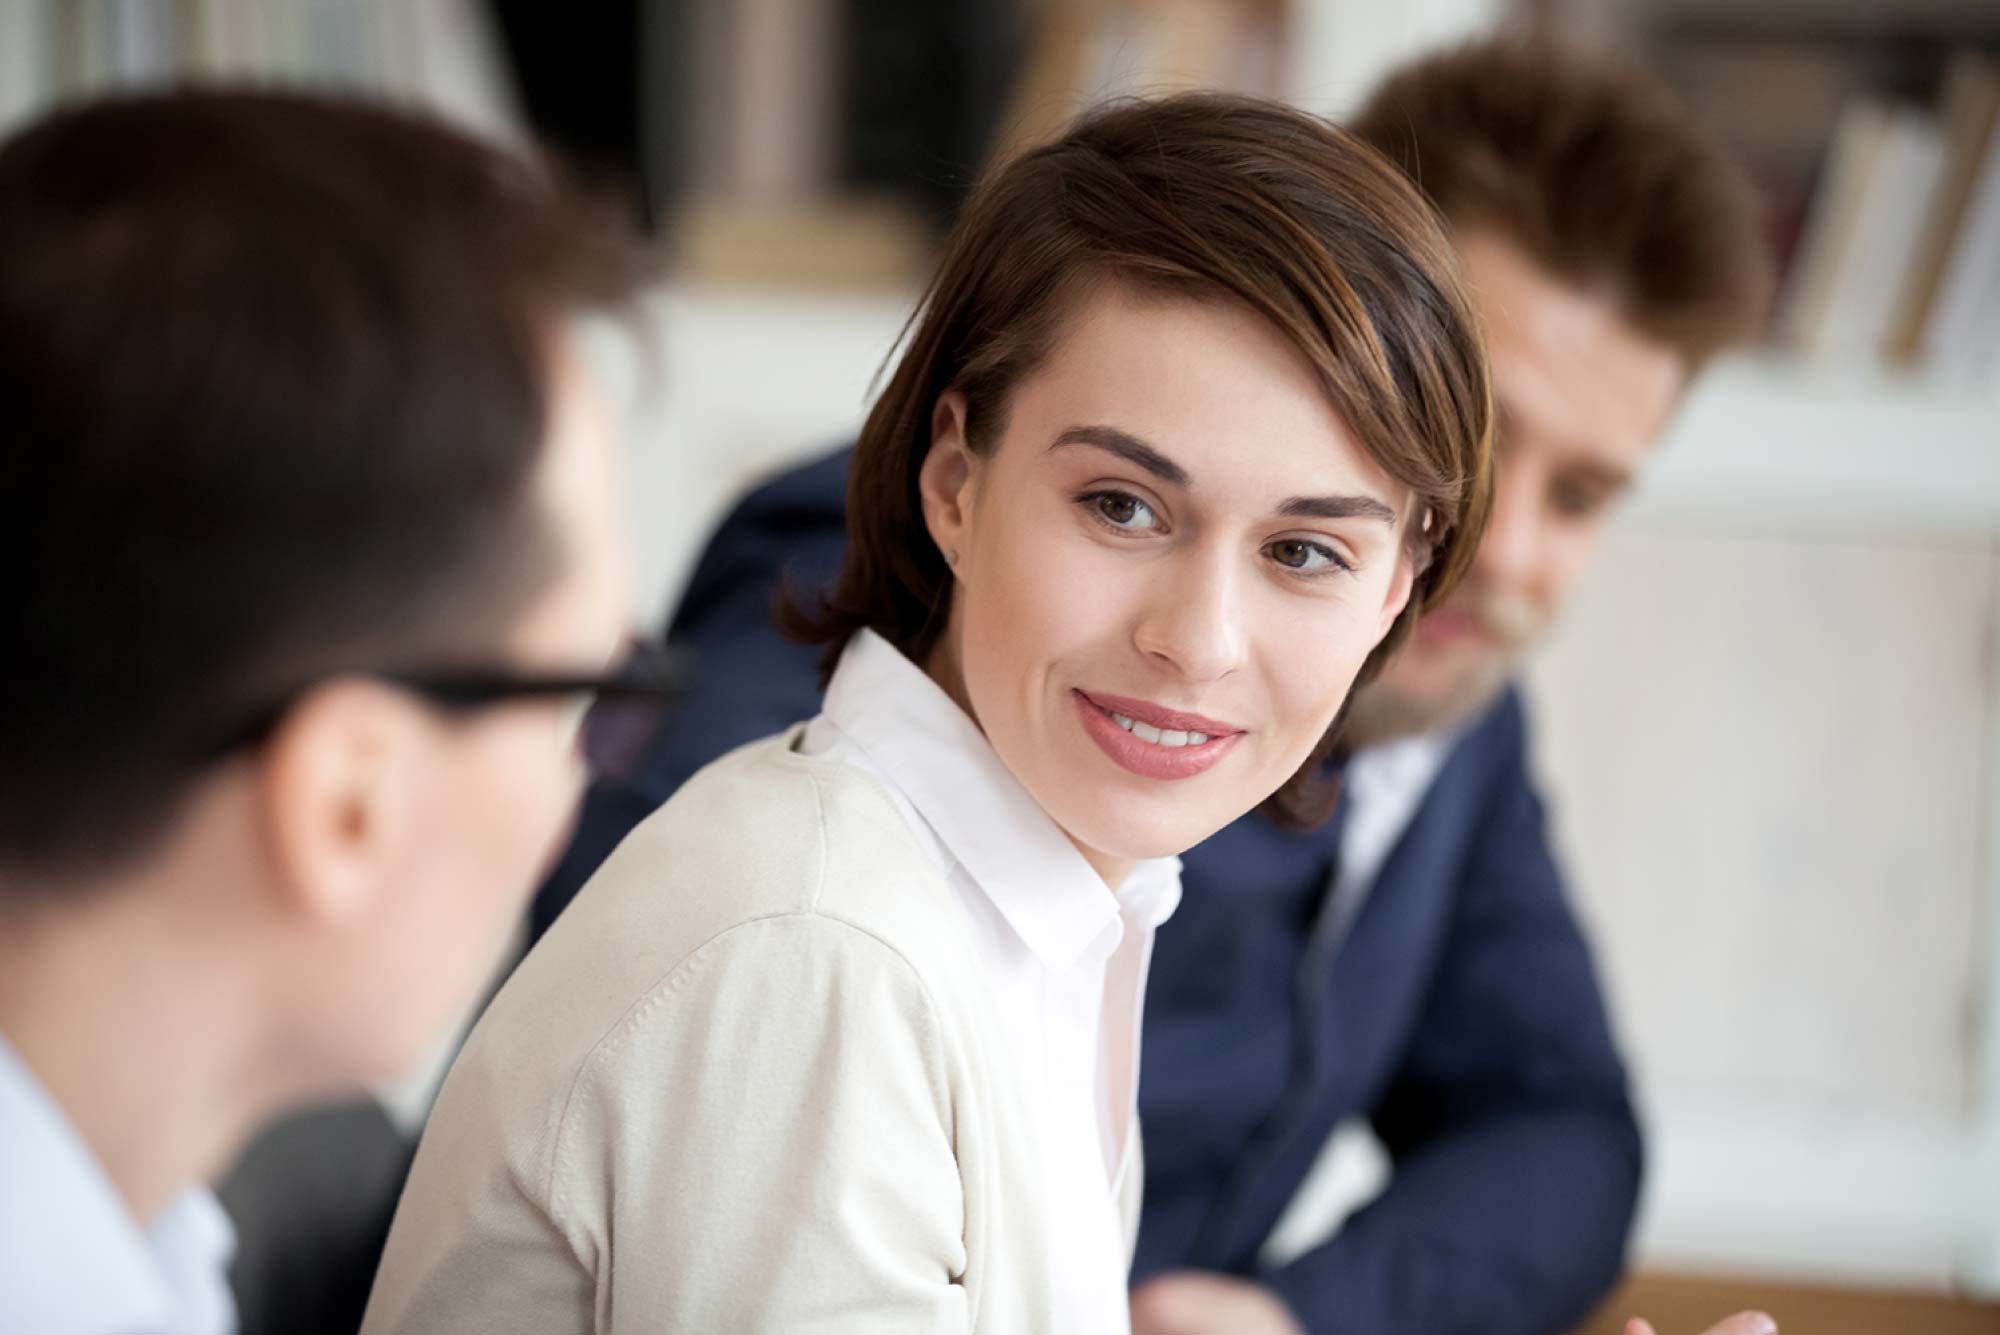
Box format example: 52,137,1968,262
1058,794,1240,871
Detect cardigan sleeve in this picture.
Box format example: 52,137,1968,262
550,912,973,1335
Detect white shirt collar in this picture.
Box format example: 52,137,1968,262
0,1032,237,1335
819,630,1180,968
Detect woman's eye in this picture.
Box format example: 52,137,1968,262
1268,538,1347,574
1086,491,1160,531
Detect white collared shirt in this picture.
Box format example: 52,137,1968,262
0,1034,237,1335
801,630,1181,1333
1326,729,1457,943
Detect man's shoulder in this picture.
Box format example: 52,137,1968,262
727,442,855,529
1415,683,1562,881
671,443,855,630
1422,683,1531,790
1463,682,1529,751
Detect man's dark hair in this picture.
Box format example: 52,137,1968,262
0,89,650,886
1353,36,1773,367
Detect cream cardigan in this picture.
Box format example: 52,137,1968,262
362,730,1142,1334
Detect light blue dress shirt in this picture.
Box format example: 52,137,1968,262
0,1033,236,1335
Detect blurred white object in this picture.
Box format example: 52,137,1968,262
1922,124,2000,385
1782,103,1948,363
1284,0,1501,117
1531,522,1995,1290
613,283,918,626
0,0,522,144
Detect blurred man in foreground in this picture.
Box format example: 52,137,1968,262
0,89,657,1333
533,37,1773,1335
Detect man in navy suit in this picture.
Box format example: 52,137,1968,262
535,38,1773,1335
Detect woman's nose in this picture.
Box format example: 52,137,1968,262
1131,549,1249,684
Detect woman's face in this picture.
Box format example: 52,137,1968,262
920,283,1416,886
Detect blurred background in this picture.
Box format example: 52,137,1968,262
4,1,1999,1330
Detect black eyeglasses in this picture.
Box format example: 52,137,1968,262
214,639,691,780
383,640,689,713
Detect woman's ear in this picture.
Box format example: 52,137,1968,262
1375,547,1419,645
918,390,979,574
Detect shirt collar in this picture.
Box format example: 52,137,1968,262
1345,727,1457,804
821,630,1181,969
0,1031,237,1335
1117,857,1183,935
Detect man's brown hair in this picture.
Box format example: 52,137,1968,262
786,93,1495,828
1352,36,1772,368
0,89,650,884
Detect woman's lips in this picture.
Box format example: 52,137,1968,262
1072,690,1243,781
1075,690,1242,738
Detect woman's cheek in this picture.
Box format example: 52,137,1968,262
999,523,1114,638
1276,605,1369,751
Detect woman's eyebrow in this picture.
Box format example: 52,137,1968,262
1048,425,1190,488
1050,424,1395,524
1277,494,1398,524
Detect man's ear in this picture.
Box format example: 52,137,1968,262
258,679,426,926
918,390,979,574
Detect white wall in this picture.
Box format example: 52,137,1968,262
1527,526,1995,1286
587,285,918,628
1520,352,2000,1287
1530,530,1988,1119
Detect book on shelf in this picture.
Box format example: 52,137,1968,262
1778,50,2000,388
1918,115,2000,387
687,0,837,203
1779,100,1885,354
672,0,929,286
1780,99,1945,362
1886,54,2000,366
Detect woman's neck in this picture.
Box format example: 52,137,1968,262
921,628,976,726
1072,841,1137,895
923,630,1137,896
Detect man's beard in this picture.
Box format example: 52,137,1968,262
1339,584,1546,752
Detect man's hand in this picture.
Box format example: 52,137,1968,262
1626,1313,1776,1335
1130,1271,1305,1335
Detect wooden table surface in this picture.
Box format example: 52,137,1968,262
1570,1273,2000,1335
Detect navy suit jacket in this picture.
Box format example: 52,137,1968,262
534,447,1641,1335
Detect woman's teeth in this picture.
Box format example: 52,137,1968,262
1109,712,1210,748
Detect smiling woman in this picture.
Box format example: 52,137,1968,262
363,93,1493,1335
900,284,1443,882
793,92,1493,829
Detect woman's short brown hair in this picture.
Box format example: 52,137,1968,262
787,92,1494,828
